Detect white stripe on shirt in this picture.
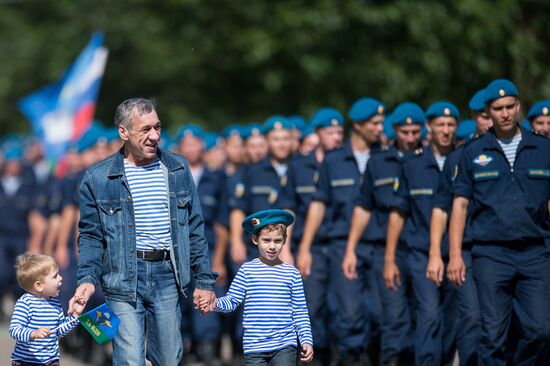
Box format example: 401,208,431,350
124,160,171,251
497,132,522,168
215,258,313,354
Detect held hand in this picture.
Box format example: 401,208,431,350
300,344,314,363
71,298,86,317
199,297,217,315
296,249,312,279
193,288,216,311
31,326,51,340
342,251,358,280
69,283,95,314
426,255,445,287
383,260,401,291
231,240,247,265
447,255,466,286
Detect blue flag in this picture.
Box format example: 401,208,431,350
78,303,120,345
18,32,108,160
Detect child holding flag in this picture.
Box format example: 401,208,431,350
200,209,314,365
9,253,85,366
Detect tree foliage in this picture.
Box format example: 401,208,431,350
1,0,549,135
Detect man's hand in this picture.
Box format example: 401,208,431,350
69,283,95,314
193,288,216,311
230,239,247,265
300,344,314,363
447,255,466,286
31,327,51,340
296,249,312,278
342,251,358,280
426,255,445,287
199,297,217,315
383,260,401,291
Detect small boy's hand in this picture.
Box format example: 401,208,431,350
31,327,51,340
300,344,314,363
199,297,217,315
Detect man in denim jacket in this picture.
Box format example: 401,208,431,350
69,98,217,366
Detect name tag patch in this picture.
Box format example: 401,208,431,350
330,179,355,187
410,188,433,196
296,185,316,194
251,186,274,194
374,177,394,187
473,171,500,181
528,169,550,178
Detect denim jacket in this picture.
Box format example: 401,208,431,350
76,148,217,302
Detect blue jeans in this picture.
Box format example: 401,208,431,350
106,259,184,366
244,346,297,366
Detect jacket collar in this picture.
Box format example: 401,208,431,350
483,125,536,152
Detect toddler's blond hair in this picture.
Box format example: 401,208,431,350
15,252,58,292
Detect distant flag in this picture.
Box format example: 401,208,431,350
78,303,120,345
18,32,108,161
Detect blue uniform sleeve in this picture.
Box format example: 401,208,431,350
291,269,313,346
312,160,330,204
215,265,247,312
389,165,410,213
279,163,297,211
232,167,249,213
452,149,474,199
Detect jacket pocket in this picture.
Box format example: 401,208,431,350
176,192,191,225
97,200,123,234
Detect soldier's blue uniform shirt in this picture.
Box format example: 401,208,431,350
196,167,227,249
454,126,550,243
313,141,381,241
391,145,450,255
234,157,290,215
284,152,330,244
354,145,414,244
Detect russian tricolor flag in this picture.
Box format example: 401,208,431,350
19,32,108,160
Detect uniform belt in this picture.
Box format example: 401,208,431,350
136,249,170,261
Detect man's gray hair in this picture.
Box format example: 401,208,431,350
114,98,156,129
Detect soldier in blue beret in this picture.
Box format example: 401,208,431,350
203,132,226,171
343,101,425,365
527,100,550,138
386,101,460,365
221,124,245,178
468,89,493,137
455,119,477,142
298,124,319,156
288,115,307,154
448,79,550,365
282,106,344,363
243,123,268,164
297,98,385,364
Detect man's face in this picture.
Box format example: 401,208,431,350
245,135,268,163
487,97,520,134
531,116,550,138
179,135,204,165
394,124,422,151
317,125,344,152
120,110,161,164
299,133,319,156
472,111,493,134
267,129,292,161
427,116,457,148
225,136,244,164
353,115,384,144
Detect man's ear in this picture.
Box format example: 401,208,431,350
119,125,129,141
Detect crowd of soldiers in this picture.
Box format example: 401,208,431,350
1,78,549,366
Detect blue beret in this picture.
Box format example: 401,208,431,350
3,145,23,161
527,100,550,121
203,132,224,151
242,209,295,234
468,89,486,112
176,124,204,141
300,124,316,141
348,97,385,122
288,115,307,132
159,131,176,150
242,123,265,140
310,107,344,129
263,115,294,133
483,79,518,105
456,119,477,141
76,123,104,153
425,101,460,120
389,102,425,126
222,124,243,139
104,128,120,143
383,116,395,140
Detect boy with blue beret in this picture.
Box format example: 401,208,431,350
448,79,550,365
200,209,314,365
527,100,550,138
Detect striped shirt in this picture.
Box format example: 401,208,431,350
125,160,171,251
353,151,371,174
497,132,522,168
215,258,313,354
9,293,79,363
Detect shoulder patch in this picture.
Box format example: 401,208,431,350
473,154,493,167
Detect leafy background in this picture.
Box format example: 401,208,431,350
1,0,549,135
